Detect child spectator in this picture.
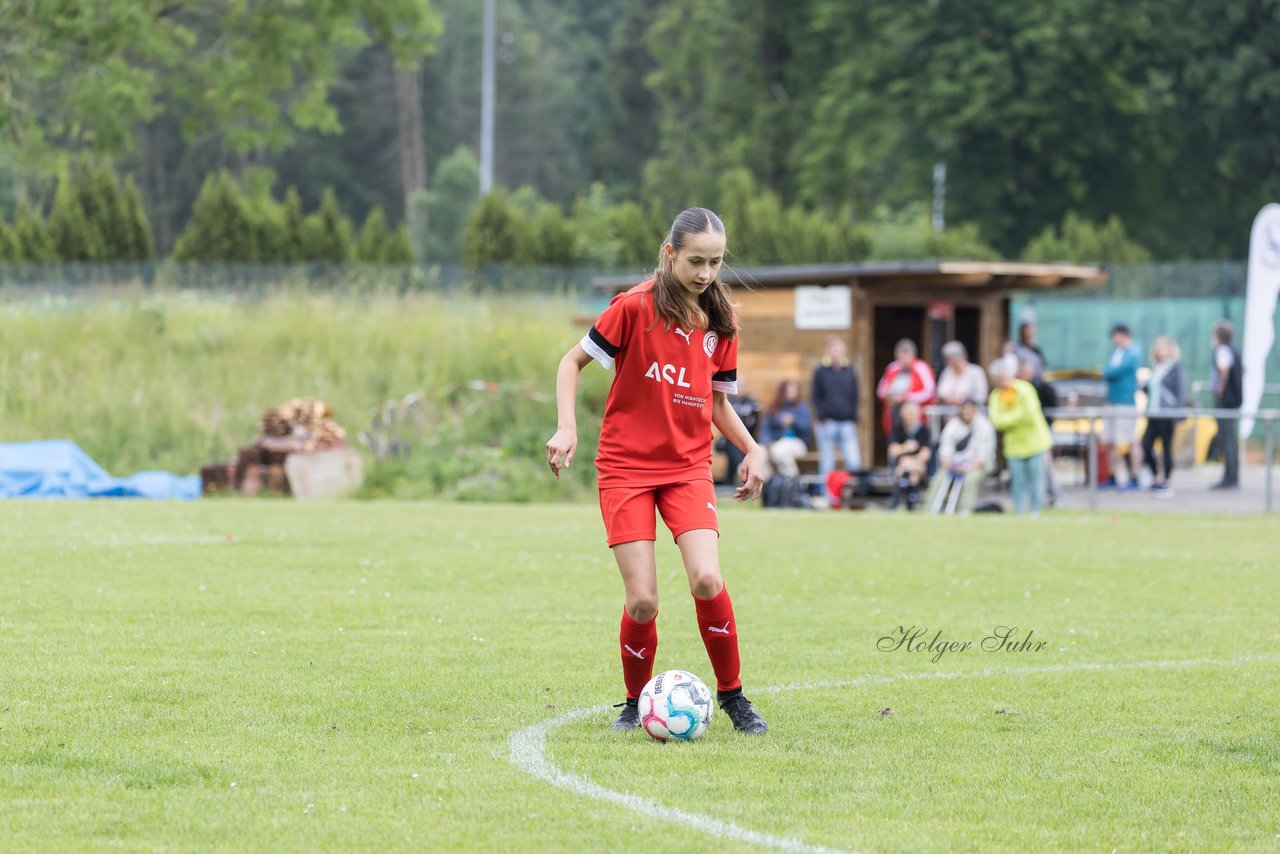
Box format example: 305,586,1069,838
760,379,811,478
1142,336,1187,494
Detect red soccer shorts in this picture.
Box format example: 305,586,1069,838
598,479,719,547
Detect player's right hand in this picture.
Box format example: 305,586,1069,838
545,428,577,479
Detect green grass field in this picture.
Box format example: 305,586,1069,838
3,501,1277,852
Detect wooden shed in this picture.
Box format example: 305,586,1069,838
593,260,1108,465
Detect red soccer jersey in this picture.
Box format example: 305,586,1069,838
581,280,739,488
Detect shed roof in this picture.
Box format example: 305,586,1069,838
592,260,1109,291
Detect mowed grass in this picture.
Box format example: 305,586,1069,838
2,501,1277,852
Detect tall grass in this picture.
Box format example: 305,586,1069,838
0,286,610,500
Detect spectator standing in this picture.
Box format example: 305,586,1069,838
719,380,761,485
1141,336,1187,494
886,400,932,510
760,379,812,478
987,360,1053,516
1015,321,1047,379
925,398,996,515
1101,324,1142,489
875,338,936,436
936,341,989,408
1210,321,1243,490
811,337,862,478
1017,357,1062,506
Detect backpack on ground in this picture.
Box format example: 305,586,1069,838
763,474,805,509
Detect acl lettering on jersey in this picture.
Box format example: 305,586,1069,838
580,280,738,488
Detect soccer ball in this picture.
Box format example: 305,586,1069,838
638,670,713,742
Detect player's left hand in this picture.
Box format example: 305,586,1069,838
735,445,766,502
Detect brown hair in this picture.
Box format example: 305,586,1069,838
767,379,800,417
644,207,739,338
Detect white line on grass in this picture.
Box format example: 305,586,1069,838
508,705,853,854
507,656,1277,853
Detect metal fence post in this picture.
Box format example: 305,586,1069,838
1087,416,1098,511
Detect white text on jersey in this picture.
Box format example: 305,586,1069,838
644,361,693,388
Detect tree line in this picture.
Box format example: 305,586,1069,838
3,0,1274,265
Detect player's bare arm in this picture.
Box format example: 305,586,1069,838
547,344,592,478
711,391,765,501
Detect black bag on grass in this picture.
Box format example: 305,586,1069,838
763,474,806,509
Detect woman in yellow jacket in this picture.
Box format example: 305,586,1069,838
987,360,1053,515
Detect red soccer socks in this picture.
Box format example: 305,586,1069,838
694,585,742,693
619,610,657,699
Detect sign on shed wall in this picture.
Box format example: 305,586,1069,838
794,285,852,330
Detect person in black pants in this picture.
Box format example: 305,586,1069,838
719,381,761,485
1141,336,1187,493
1210,321,1243,490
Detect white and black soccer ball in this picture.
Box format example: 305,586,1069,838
638,669,713,742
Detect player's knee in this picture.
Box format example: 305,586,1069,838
626,594,658,622
687,566,723,599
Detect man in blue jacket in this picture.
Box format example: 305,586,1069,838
1102,324,1142,489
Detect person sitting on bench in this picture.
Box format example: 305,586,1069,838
926,398,996,515
887,401,932,510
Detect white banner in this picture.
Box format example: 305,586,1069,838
1241,203,1280,435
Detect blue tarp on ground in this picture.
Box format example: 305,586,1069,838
0,440,201,500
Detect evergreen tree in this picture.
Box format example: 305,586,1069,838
48,170,106,261
301,188,353,262
172,172,259,261
525,202,580,267
566,183,620,268
120,176,156,260
281,187,307,262
1021,213,1151,264
13,201,56,262
0,220,20,262
603,201,661,269
461,189,529,269
80,161,131,259
382,227,414,264
245,192,286,263
357,205,392,262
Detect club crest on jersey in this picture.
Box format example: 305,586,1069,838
673,327,693,345
645,361,693,388
703,331,718,357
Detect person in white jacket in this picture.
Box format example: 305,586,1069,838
925,399,996,515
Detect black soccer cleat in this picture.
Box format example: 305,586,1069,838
611,698,640,730
718,688,768,735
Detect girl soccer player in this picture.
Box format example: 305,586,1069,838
545,208,769,734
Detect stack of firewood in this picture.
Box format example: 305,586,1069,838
201,398,349,496
259,398,347,449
